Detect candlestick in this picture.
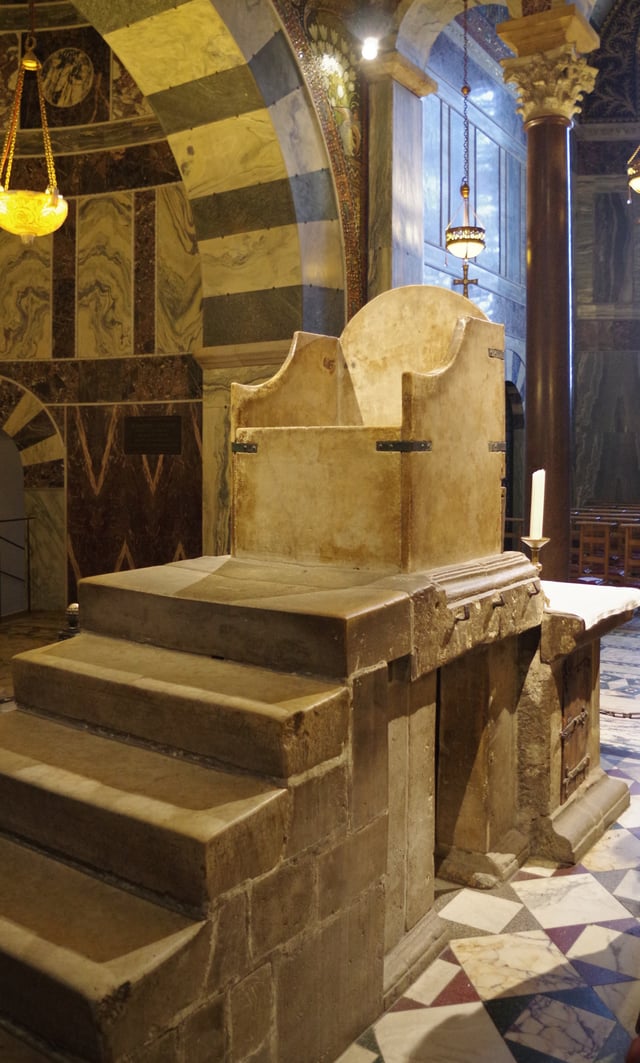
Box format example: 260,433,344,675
521,535,550,576
530,468,545,539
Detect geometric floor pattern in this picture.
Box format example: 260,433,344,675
338,612,640,1063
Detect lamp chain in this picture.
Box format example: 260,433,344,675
461,0,470,189
0,0,59,193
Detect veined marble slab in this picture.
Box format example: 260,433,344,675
106,0,246,96
542,581,640,630
169,110,288,199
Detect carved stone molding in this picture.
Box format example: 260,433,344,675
502,45,598,126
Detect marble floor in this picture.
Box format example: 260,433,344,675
339,613,640,1063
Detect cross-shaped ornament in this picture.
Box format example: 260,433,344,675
453,260,478,299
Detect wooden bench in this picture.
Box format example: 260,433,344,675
571,506,640,586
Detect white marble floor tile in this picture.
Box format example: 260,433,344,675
374,1001,516,1063
580,829,640,872
618,798,640,830
403,957,461,1005
616,799,640,832
438,888,523,933
512,872,631,927
567,924,640,979
520,861,560,877
614,868,640,902
451,930,583,999
504,992,615,1062
595,979,640,1035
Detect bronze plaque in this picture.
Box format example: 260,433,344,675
124,415,182,455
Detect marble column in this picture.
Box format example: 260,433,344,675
498,9,598,580
363,49,436,297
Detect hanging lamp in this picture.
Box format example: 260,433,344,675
445,0,485,262
0,0,67,243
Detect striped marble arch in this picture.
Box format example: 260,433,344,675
75,0,346,348
0,378,64,485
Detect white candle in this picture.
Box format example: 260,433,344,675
530,468,545,539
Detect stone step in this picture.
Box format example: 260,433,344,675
0,708,286,912
12,631,348,778
76,555,413,679
0,832,207,1062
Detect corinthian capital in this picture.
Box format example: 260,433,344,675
502,44,598,125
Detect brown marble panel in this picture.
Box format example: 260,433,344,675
0,378,24,422
592,192,633,305
0,355,202,405
574,350,640,505
111,56,150,121
575,318,640,351
66,401,202,598
23,459,64,489
11,142,180,199
12,410,57,451
134,190,156,355
52,198,76,359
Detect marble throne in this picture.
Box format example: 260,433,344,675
231,285,506,573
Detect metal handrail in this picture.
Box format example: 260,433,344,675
0,516,33,616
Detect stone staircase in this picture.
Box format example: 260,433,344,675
0,557,364,1062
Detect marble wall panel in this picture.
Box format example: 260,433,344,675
592,192,633,305
575,318,640,351
20,432,65,470
106,0,246,96
1,385,41,436
476,129,501,273
52,198,77,359
12,410,58,452
202,287,303,346
66,401,202,598
0,233,51,360
156,185,203,354
77,193,133,358
0,33,18,126
12,141,180,199
0,354,201,406
298,221,345,291
24,487,66,611
200,225,302,299
502,149,526,286
212,0,280,58
423,94,444,251
23,460,64,490
574,351,640,505
574,184,595,309
270,87,331,181
249,31,303,106
191,178,296,242
169,110,289,199
134,190,156,354
111,56,152,120
149,65,264,136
